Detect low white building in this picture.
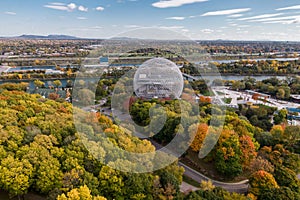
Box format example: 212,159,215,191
45,69,65,75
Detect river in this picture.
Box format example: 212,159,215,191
0,75,290,90
199,75,288,81
196,57,299,64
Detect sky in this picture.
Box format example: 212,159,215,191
1,0,300,41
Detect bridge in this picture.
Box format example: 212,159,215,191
182,73,198,81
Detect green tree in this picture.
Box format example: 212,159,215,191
259,187,300,200
276,88,285,99
274,166,300,192
273,109,287,125
283,126,300,147
74,89,95,106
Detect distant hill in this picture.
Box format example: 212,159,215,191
1,34,80,40
111,37,140,40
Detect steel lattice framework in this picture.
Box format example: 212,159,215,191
134,58,184,99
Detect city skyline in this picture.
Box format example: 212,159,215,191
1,0,300,41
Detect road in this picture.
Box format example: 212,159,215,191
179,163,248,193
148,137,249,193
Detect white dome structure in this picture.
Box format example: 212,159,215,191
134,58,184,99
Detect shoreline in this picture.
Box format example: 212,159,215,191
0,74,295,83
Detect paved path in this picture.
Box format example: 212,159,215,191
179,163,249,193
180,182,199,193
148,136,249,193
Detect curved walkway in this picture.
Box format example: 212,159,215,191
179,163,249,193
148,138,249,193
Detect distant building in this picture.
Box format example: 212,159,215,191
45,69,64,75
134,58,184,99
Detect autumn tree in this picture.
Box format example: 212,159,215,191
34,157,63,194
239,135,257,168
0,156,33,199
249,170,279,196
34,79,45,88
283,126,300,148
215,130,243,177
189,123,208,152
274,166,300,192
53,80,62,88
249,156,274,174
200,180,215,191
259,187,300,200
98,166,124,199
57,185,107,200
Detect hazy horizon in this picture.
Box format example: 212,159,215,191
1,0,300,41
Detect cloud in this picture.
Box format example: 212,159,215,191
44,5,69,11
166,16,185,20
228,14,243,18
44,3,77,12
200,28,214,33
68,3,77,10
123,25,185,30
238,13,284,21
90,26,103,29
238,25,250,28
262,19,300,25
152,0,208,8
77,17,87,20
96,6,105,11
249,15,300,22
181,29,189,32
124,25,143,28
49,2,65,6
158,25,185,29
276,5,300,11
201,8,251,16
78,5,88,12
69,26,103,31
4,12,16,15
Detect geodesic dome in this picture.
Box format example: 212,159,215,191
133,58,184,99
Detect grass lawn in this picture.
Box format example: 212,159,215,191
216,91,226,96
183,175,200,187
222,98,232,104
181,149,250,182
